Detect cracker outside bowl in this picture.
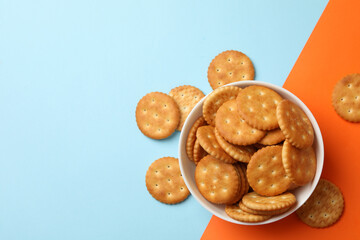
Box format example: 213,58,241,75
178,81,324,225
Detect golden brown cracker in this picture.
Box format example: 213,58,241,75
195,155,240,204
236,85,283,130
193,139,207,165
196,125,235,164
207,50,255,90
225,204,272,223
215,100,266,145
238,163,250,195
296,179,344,228
247,145,291,196
332,73,360,122
226,165,244,204
203,86,242,126
214,128,256,163
136,92,180,139
169,85,205,131
277,99,314,149
282,140,317,186
186,117,206,161
258,128,285,145
239,202,290,216
242,191,296,211
145,157,190,204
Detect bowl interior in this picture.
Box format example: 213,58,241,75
179,81,324,225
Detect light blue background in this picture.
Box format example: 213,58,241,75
0,0,327,239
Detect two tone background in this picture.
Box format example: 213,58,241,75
0,1,330,239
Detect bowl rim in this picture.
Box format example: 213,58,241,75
178,80,324,225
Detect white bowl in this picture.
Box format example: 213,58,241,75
179,81,324,225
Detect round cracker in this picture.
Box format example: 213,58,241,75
203,86,242,126
238,163,250,195
215,100,266,145
226,165,244,205
296,179,344,228
236,85,283,130
242,191,296,211
196,125,235,164
225,204,272,223
277,99,314,149
186,117,206,161
207,50,255,90
234,163,248,199
239,202,290,216
258,128,285,145
195,155,240,204
247,145,291,196
332,73,360,122
214,128,256,163
136,92,180,139
169,85,205,131
145,157,190,204
193,139,207,165
282,140,317,186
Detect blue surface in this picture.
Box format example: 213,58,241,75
0,0,327,239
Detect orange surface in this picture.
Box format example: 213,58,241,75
201,0,360,239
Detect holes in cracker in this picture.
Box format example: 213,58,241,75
227,58,231,62
155,184,158,187
167,192,171,196
167,178,171,182
180,187,184,191
218,82,221,85
158,128,161,132
216,68,220,72
164,104,167,108
355,96,359,100
229,72,232,76
348,109,352,113
241,62,244,65
143,109,147,112
152,98,155,102
347,84,352,88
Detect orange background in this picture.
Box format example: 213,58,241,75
201,0,360,239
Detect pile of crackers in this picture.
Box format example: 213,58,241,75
188,84,317,223
137,50,347,228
